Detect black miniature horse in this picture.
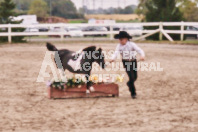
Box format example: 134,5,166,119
46,42,106,94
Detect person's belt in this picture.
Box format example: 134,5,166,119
122,59,136,62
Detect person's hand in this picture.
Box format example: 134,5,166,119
109,60,114,63
139,56,145,61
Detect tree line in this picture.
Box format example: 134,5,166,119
5,0,136,19
13,0,83,19
79,5,137,15
1,0,197,22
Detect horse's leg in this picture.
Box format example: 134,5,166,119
85,74,91,94
85,74,95,94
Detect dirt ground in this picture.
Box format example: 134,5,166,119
0,42,198,132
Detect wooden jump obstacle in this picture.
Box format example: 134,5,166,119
47,83,119,99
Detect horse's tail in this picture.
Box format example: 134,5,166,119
46,42,58,51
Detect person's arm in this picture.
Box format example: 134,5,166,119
110,45,120,63
132,42,145,61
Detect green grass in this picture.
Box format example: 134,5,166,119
68,19,88,23
116,19,141,23
24,36,49,39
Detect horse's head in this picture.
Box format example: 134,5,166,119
94,48,106,69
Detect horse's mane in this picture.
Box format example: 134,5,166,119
82,46,96,52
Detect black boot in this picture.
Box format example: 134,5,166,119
127,82,137,99
131,93,137,99
131,88,137,99
127,81,131,92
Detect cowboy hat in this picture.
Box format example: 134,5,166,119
114,31,132,39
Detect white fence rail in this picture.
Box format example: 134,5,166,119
0,22,198,43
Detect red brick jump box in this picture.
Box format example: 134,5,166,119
48,83,119,99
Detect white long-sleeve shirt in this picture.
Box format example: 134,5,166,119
111,41,145,60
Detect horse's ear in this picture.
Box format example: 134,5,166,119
98,48,102,52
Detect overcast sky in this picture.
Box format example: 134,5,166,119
71,0,139,9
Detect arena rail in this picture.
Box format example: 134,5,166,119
0,22,198,43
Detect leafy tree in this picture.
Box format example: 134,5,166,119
135,0,150,16
14,0,33,11
113,6,134,14
28,0,48,18
138,0,183,40
136,0,198,22
178,0,198,22
44,0,84,18
52,0,83,19
45,0,83,19
0,0,15,23
123,5,134,14
145,0,183,22
0,0,33,14
0,0,25,42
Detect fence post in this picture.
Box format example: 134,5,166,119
180,21,184,41
159,22,163,41
60,24,64,41
8,23,12,43
110,25,113,40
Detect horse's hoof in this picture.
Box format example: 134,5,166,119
90,86,95,92
86,90,90,95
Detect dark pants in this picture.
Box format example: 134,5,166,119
122,59,137,96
